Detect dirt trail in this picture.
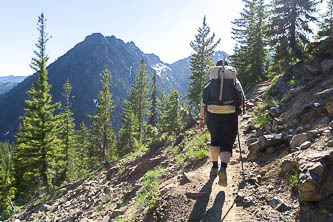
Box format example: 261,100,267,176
163,81,273,222
174,124,253,221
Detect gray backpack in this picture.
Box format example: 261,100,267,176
203,63,243,114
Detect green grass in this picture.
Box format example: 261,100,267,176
288,171,299,189
186,149,209,161
252,110,271,128
183,132,209,162
136,166,164,208
119,166,126,175
175,154,186,168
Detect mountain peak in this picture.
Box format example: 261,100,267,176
84,33,105,41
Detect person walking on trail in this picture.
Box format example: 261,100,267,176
199,59,245,187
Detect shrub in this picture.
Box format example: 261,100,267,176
252,110,271,128
288,171,299,189
136,167,164,208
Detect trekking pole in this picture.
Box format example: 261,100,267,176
237,131,245,179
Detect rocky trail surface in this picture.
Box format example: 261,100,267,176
8,71,333,221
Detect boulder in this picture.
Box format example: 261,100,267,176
266,147,275,154
235,192,245,206
290,133,308,149
327,140,333,147
300,141,311,150
307,130,318,140
269,106,280,117
249,134,285,153
247,134,286,160
179,172,191,185
247,137,259,145
269,197,292,212
315,88,333,99
321,59,333,75
298,150,333,203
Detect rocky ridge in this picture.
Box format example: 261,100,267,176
240,59,333,221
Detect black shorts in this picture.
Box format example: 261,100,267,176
206,112,238,155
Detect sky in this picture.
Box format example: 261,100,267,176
0,0,327,77
0,0,246,77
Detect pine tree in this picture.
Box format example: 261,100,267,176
231,0,268,89
312,0,333,61
74,122,90,179
14,14,63,194
58,78,76,182
318,0,333,38
89,67,116,167
133,59,150,142
149,71,158,128
159,89,181,135
118,109,139,155
268,0,320,70
0,142,15,213
118,59,150,155
187,16,220,116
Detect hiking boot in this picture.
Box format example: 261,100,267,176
218,167,227,187
210,167,218,177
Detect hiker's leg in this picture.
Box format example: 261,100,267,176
220,151,232,164
206,112,220,168
219,113,238,168
210,146,220,162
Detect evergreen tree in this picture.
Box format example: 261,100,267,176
231,0,268,89
118,109,139,155
89,67,116,167
118,59,150,155
318,0,333,38
187,16,220,116
268,0,320,70
14,14,63,194
58,78,76,181
159,89,181,135
0,142,15,213
134,59,150,142
148,71,158,128
314,0,333,60
74,122,90,179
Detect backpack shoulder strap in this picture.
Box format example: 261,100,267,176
219,67,224,101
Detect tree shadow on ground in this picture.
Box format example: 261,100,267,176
188,177,225,222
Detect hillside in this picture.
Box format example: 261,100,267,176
0,76,26,95
7,58,333,221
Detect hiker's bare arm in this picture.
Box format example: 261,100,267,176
200,107,205,119
200,106,205,131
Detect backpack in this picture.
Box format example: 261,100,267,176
203,65,244,115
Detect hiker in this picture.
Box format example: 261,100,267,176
199,59,245,187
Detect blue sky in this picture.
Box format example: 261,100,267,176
0,0,326,77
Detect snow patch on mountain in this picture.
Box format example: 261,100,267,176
93,99,99,107
151,63,172,77
128,66,132,78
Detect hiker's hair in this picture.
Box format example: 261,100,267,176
216,60,228,66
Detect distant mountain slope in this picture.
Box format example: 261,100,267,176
0,32,226,141
0,75,26,94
